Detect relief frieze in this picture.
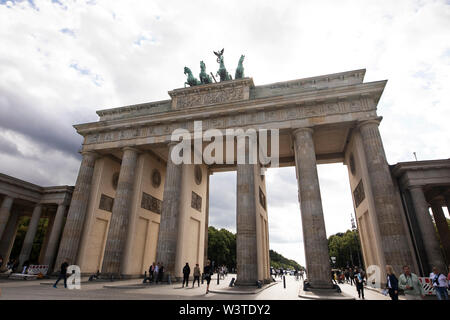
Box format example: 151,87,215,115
83,98,375,145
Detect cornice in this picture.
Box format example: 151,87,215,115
74,80,386,136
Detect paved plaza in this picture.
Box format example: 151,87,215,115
0,274,403,300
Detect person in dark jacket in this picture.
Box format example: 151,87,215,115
53,260,69,288
182,263,190,287
386,265,399,300
204,260,213,294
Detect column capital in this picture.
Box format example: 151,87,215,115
122,146,141,153
356,116,383,130
292,127,314,136
80,150,100,159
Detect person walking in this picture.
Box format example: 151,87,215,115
149,262,156,283
430,266,449,300
154,262,160,283
398,265,424,300
204,260,213,294
299,270,304,280
349,269,354,286
182,262,190,288
354,267,365,299
53,260,69,288
385,265,399,301
158,263,164,283
192,263,201,287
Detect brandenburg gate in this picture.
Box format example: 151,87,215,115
49,63,427,288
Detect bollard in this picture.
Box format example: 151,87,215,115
283,275,286,289
167,274,172,285
217,273,220,285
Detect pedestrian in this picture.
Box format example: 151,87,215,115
300,270,304,280
385,265,399,301
143,263,154,283
349,268,354,286
398,265,424,300
430,266,448,300
182,262,190,288
150,262,156,282
204,260,213,294
354,267,365,299
193,263,201,287
345,269,350,284
158,263,164,283
154,262,160,283
22,260,30,274
53,259,69,288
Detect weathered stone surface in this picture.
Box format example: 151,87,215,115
55,151,98,267
430,201,450,266
236,163,258,286
0,196,14,240
358,119,414,273
155,143,183,278
18,204,42,268
409,187,446,272
101,147,140,275
293,128,333,288
0,212,18,270
43,204,67,268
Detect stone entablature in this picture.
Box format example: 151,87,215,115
0,173,73,205
392,159,450,189
93,69,370,123
76,73,386,152
250,69,366,99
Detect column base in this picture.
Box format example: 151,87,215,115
303,280,336,290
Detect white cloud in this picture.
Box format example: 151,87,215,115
1,0,449,265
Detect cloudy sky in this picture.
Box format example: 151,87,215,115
1,0,449,266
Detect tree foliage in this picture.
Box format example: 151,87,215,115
328,229,363,269
207,226,236,269
269,249,303,270
207,226,303,271
9,216,48,264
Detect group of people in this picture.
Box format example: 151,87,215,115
385,264,449,300
142,262,165,284
216,265,228,280
294,269,305,280
331,267,367,299
0,256,20,274
181,260,214,294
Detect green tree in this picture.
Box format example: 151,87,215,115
9,216,48,264
328,229,363,269
207,226,303,271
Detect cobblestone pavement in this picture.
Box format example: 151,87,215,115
0,274,392,300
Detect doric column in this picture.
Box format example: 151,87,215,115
409,186,446,272
43,204,67,269
0,196,14,240
430,200,450,265
18,204,42,268
358,119,414,272
204,171,210,265
293,127,332,288
0,212,19,270
235,162,258,285
101,147,140,276
55,151,98,267
156,142,183,279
